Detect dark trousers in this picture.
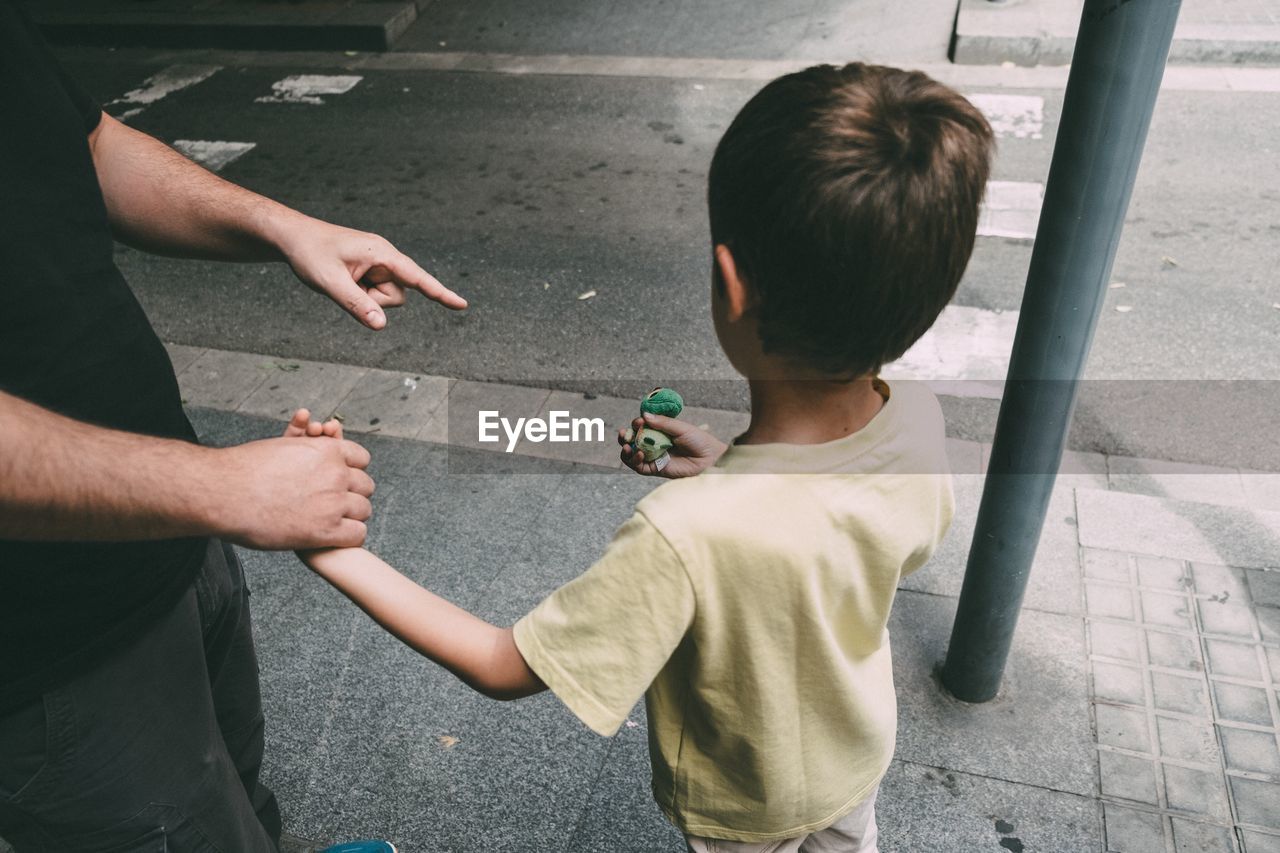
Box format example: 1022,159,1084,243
0,541,281,852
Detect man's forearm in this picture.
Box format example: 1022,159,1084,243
303,547,545,700
88,112,307,262
0,390,220,541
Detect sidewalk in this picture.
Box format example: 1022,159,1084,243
178,345,1280,852
953,0,1280,66
3,345,1278,852
32,0,423,52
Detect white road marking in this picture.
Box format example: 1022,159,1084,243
256,74,363,105
172,140,256,172
978,180,1044,240
966,93,1044,139
883,305,1017,398
108,64,221,112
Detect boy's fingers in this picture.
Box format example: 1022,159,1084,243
642,412,690,436
306,421,325,437
284,408,311,437
323,419,344,439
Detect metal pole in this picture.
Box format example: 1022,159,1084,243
940,0,1182,702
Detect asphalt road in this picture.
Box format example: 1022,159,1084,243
52,46,1280,469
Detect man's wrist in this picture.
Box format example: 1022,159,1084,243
251,199,313,263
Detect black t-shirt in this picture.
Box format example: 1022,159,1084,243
0,3,207,713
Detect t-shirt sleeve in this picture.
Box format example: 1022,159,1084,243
513,513,695,737
15,6,103,132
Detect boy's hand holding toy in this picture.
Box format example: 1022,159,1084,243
618,387,728,479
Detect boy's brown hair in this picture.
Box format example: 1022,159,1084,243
708,63,995,378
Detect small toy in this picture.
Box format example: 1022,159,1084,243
624,387,683,464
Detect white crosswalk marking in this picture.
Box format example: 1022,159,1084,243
172,140,256,172
256,75,364,105
884,305,1017,398
967,93,1045,139
978,180,1044,240
107,64,222,120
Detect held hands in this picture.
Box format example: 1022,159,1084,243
279,217,467,330
617,412,727,479
213,413,374,550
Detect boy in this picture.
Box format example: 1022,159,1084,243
295,62,993,851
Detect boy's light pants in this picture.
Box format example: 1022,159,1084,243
685,790,878,853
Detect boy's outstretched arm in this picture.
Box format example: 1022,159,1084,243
301,546,546,701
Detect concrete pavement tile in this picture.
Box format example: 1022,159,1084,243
1213,682,1274,727
1191,563,1253,603
1085,549,1133,585
1108,456,1247,507
1090,621,1144,664
904,476,1085,615
1261,609,1280,646
566,713,684,853
1102,803,1166,853
1099,751,1159,805
1151,672,1211,717
875,761,1103,853
1168,817,1238,853
1092,661,1147,707
1270,648,1280,684
1076,489,1280,570
1228,775,1280,829
1140,590,1196,632
164,341,206,375
1148,630,1206,673
1136,557,1189,592
1089,583,1137,621
1242,472,1280,513
519,390,635,468
1198,599,1258,639
238,358,368,421
1096,704,1153,753
331,369,450,438
1207,640,1266,681
891,592,1098,797
1163,764,1231,822
1241,829,1280,853
1060,450,1110,490
1219,725,1280,775
442,379,551,453
1246,569,1280,608
1155,715,1220,765
179,347,272,408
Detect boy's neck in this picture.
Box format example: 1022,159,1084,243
739,375,886,446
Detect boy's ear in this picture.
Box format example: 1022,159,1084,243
713,244,753,321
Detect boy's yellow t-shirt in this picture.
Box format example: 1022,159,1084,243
512,380,954,842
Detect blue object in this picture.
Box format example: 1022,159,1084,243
319,842,398,853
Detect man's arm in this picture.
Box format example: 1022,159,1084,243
0,389,375,549
301,546,546,701
86,113,466,330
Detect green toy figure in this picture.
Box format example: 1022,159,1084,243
624,387,683,468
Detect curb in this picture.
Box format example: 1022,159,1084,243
33,0,421,53
951,0,1280,67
